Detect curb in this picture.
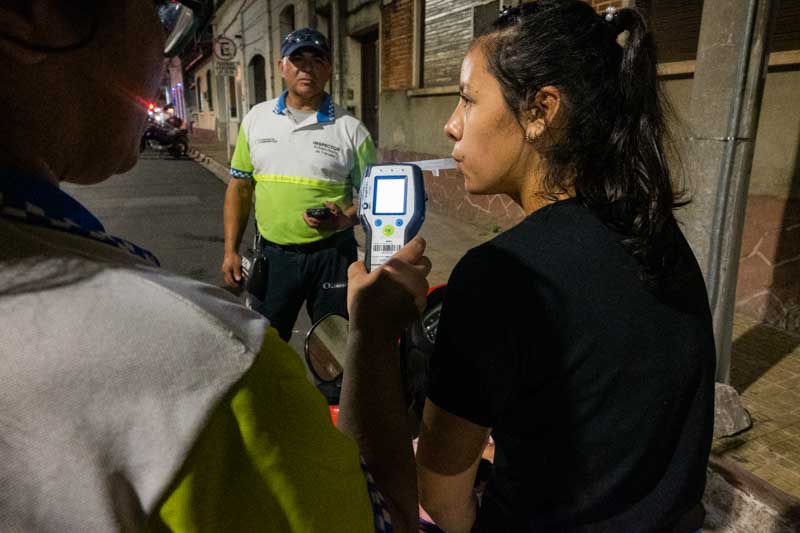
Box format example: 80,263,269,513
189,148,230,185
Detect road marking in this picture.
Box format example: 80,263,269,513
84,196,202,209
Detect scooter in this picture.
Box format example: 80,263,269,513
140,116,189,158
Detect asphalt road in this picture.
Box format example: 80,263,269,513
62,154,313,356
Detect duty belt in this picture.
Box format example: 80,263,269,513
260,227,355,254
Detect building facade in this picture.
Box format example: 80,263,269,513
184,0,382,148
378,0,800,335
181,0,799,333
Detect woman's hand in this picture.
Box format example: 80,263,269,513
347,236,432,338
338,235,432,533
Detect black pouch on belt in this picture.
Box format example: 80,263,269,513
244,245,268,301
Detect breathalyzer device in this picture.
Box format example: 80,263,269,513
359,164,426,272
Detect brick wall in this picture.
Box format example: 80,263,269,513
380,1,621,91
380,0,414,91
588,0,624,10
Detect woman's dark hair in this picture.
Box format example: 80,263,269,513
481,0,683,282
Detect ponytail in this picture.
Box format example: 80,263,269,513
482,1,683,282
605,7,682,281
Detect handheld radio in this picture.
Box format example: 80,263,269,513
359,164,426,272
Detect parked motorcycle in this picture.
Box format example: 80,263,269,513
304,285,489,532
304,284,446,423
140,116,189,158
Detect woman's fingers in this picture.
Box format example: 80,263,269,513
392,236,427,265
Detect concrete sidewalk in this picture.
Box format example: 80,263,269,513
189,136,800,508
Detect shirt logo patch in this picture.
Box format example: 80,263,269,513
313,141,342,159
256,138,279,144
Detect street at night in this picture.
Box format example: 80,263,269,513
65,157,233,287
2,0,800,531
63,155,313,355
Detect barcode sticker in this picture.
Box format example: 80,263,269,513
372,243,401,254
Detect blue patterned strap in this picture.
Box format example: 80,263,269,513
229,168,254,180
0,193,160,267
360,457,394,533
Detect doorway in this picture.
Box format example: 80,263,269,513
249,54,267,106
359,30,379,145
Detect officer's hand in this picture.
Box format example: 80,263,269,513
222,251,243,287
347,236,432,338
302,202,354,232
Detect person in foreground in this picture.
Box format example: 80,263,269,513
415,2,716,532
0,1,422,531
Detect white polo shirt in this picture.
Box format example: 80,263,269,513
230,92,377,245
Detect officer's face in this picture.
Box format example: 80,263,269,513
280,49,332,100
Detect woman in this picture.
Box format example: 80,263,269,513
416,2,715,532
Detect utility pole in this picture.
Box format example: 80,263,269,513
681,0,780,384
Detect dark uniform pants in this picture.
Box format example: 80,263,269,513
254,229,358,342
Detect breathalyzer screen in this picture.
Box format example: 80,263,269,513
373,176,407,215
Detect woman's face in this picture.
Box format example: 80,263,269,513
444,45,530,197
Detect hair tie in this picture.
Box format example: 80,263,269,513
602,6,626,38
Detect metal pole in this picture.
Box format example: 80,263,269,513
225,73,232,164
682,0,780,383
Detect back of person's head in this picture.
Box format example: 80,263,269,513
479,0,682,280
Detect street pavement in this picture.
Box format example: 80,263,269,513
61,154,320,353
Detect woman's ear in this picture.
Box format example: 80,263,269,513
525,85,563,144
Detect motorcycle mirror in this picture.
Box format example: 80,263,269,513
304,314,349,383
162,1,214,58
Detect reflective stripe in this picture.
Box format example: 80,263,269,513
253,173,349,188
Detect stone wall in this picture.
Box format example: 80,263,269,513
380,0,415,91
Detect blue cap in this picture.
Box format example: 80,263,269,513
280,28,331,59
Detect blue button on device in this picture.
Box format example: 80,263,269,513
396,219,404,227
375,219,383,227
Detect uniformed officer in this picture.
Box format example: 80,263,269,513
222,28,377,342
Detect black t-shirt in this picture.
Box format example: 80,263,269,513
427,199,715,532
